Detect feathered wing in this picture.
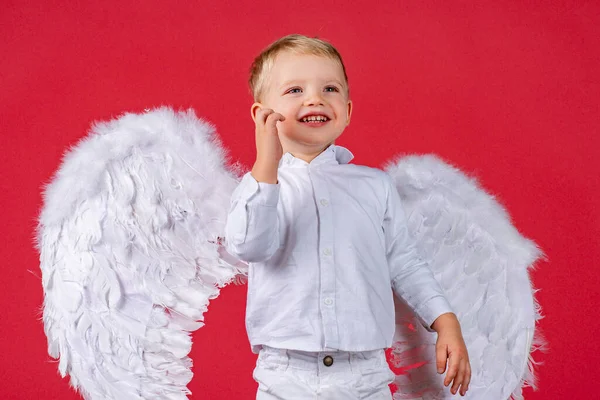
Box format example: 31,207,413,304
385,155,544,400
37,108,246,399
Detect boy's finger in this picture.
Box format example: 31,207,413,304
436,345,447,374
267,112,285,123
461,362,472,395
451,360,465,395
444,356,459,387
258,109,274,124
265,113,285,134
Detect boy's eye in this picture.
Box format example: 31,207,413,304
286,87,302,94
324,86,340,92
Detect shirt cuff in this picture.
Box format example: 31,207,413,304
238,172,280,206
415,296,453,332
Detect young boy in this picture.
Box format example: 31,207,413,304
225,34,471,399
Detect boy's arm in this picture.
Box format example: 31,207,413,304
384,174,471,396
383,174,453,331
224,173,280,263
225,107,284,263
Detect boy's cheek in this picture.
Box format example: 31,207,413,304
276,120,294,136
276,118,290,129
281,117,297,127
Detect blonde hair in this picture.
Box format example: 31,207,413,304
249,34,349,102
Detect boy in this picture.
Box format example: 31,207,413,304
225,34,471,399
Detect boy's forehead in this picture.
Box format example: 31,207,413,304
270,51,345,83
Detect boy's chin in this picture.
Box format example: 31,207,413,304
289,130,342,145
291,137,336,150
284,139,334,156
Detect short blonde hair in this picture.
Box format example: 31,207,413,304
249,34,349,102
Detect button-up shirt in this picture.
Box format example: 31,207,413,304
225,145,452,353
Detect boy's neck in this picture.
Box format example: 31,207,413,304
284,143,333,164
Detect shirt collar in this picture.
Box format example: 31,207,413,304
279,145,354,168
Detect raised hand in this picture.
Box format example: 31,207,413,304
251,107,285,184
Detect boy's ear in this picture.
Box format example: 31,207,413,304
346,100,353,126
251,102,264,123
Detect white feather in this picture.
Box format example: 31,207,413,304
37,107,246,399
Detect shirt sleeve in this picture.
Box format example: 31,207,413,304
225,172,280,263
383,174,453,332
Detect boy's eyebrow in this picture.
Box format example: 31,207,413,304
326,79,345,87
279,80,304,89
279,78,346,89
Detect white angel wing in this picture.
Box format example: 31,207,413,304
37,107,245,399
385,155,544,400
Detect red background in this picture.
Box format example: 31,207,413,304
1,1,599,399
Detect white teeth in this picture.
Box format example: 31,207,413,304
301,115,328,122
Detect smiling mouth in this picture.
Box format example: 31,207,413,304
300,115,330,123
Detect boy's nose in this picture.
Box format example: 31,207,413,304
303,92,325,106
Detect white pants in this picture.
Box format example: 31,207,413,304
253,346,395,400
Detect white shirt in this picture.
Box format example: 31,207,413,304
225,145,452,353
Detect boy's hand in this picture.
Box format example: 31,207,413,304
252,107,285,183
432,313,471,396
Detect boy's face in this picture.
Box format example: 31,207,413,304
252,51,352,156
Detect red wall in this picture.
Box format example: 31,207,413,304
1,1,598,399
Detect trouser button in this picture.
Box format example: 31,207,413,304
323,355,334,367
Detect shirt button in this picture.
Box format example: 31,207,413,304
324,298,333,306
322,248,332,256
320,199,329,206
